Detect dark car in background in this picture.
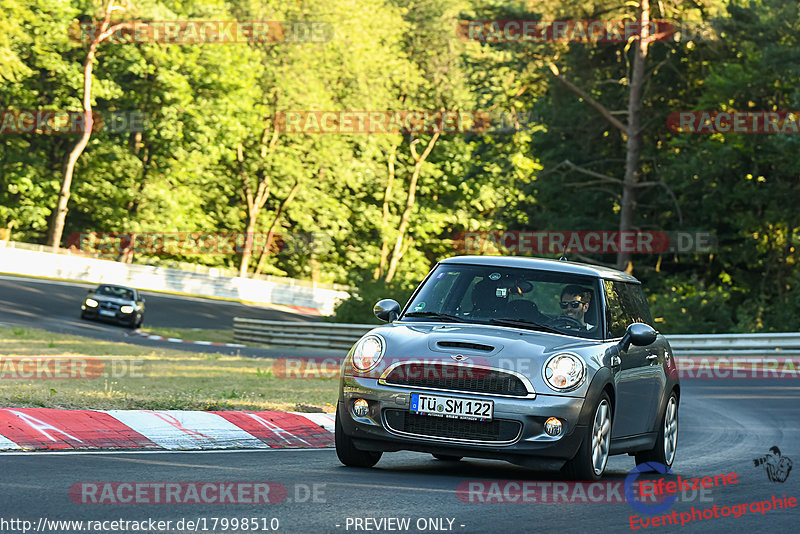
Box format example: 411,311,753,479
80,284,145,328
336,256,679,480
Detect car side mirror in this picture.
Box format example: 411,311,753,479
87,289,93,294
619,323,657,352
374,299,401,323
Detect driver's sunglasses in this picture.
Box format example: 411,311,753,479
560,300,583,309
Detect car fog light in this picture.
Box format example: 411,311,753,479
544,417,562,436
353,399,369,417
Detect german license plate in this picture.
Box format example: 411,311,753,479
410,393,493,421
99,310,116,317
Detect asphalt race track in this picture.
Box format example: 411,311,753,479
0,380,798,534
0,275,336,358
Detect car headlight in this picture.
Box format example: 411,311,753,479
352,335,385,372
85,298,98,308
543,353,586,391
120,305,134,314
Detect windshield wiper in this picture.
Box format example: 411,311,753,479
489,318,562,334
403,311,467,323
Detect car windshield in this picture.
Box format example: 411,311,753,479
402,263,602,339
96,285,134,300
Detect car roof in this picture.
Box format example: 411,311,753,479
439,255,640,283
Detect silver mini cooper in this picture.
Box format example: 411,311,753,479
335,256,679,479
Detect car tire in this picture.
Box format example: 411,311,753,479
562,392,612,481
335,407,382,468
635,392,678,469
432,454,462,462
80,312,88,320
135,315,143,329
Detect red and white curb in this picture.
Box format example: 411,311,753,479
135,332,246,348
0,408,334,451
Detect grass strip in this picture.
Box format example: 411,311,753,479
0,326,338,413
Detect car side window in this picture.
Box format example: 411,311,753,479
603,280,628,338
603,280,654,338
624,283,654,326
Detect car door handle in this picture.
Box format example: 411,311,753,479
646,353,659,361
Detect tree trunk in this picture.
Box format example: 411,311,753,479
617,0,651,272
238,116,280,277
253,179,301,276
237,143,270,278
375,144,397,279
549,1,654,273
239,217,258,277
385,132,440,283
46,1,129,249
120,131,150,264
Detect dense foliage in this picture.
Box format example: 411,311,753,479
1,0,798,332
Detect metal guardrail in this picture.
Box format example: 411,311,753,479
233,318,375,350
233,319,800,355
668,333,800,357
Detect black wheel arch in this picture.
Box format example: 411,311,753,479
651,383,680,433
577,367,615,428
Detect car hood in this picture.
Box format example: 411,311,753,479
349,321,615,397
87,293,135,305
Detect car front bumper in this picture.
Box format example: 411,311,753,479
81,306,137,324
338,375,590,469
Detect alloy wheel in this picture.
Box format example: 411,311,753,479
591,399,611,475
663,395,678,465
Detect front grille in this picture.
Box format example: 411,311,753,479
436,341,494,352
382,362,530,396
384,409,521,443
99,301,119,310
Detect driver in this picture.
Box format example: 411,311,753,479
560,285,594,329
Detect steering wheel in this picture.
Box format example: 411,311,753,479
545,315,585,331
